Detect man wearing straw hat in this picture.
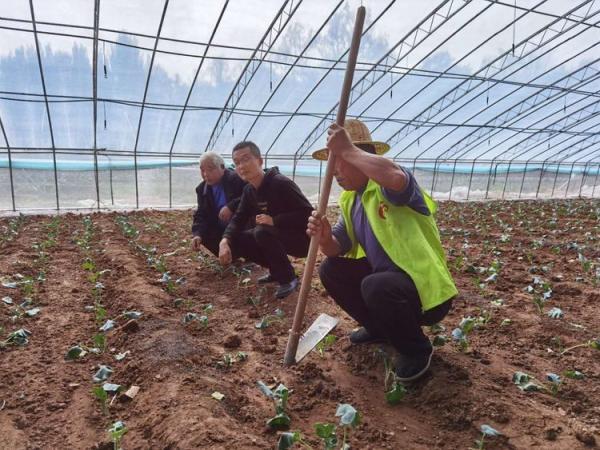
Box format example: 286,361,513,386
307,119,457,382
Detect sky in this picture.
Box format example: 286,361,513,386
0,0,599,165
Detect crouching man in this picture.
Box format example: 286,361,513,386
191,151,246,256
219,141,313,299
307,119,457,381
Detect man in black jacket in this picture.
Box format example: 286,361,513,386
219,141,313,299
191,151,246,256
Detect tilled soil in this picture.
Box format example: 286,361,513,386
0,198,599,449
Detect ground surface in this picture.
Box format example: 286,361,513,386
0,199,599,450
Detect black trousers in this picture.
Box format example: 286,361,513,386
231,225,309,284
319,257,452,357
201,226,226,257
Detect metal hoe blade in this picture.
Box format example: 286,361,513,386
294,313,339,363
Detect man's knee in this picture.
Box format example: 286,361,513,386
252,225,275,244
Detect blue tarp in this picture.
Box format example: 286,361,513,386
0,159,598,176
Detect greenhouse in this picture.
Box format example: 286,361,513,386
0,1,599,449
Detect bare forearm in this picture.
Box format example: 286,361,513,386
343,147,407,191
319,235,342,257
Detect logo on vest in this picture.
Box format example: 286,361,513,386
377,201,389,219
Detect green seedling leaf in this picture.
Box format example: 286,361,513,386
432,335,447,347
5,328,31,345
277,431,301,450
25,307,40,317
429,323,445,334
203,304,214,314
563,370,584,380
480,424,502,436
93,333,106,351
92,385,108,412
257,380,274,398
107,420,128,447
102,383,121,393
315,423,338,450
255,317,270,329
2,296,13,305
546,373,561,384
173,298,184,307
93,365,113,383
236,351,248,361
122,311,142,320
547,307,563,319
99,319,116,332
385,381,407,405
66,345,87,360
267,412,291,429
335,404,360,427
500,318,512,326
512,371,541,392
459,317,476,333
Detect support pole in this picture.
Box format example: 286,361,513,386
283,5,365,367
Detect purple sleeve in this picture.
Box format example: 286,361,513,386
382,167,430,215
331,215,352,255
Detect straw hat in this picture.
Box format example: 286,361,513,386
311,118,390,161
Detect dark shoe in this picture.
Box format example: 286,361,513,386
275,278,298,299
257,273,276,284
394,348,433,382
349,327,386,345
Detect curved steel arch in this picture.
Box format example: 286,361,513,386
242,0,344,143
204,0,304,153
293,0,474,161
424,50,600,194
261,0,396,159
387,0,598,159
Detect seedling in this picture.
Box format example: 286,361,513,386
560,338,600,355
474,424,502,449
92,385,109,414
315,334,336,358
377,349,407,405
93,365,113,383
93,333,107,352
255,308,285,329
546,373,561,396
107,421,128,450
313,404,361,450
182,313,209,328
547,307,563,319
563,370,584,380
452,317,476,351
277,431,312,450
257,381,291,429
247,287,266,307
1,328,31,347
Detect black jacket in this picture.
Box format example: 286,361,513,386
223,167,313,239
192,168,246,238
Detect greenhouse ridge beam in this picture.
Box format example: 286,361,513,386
293,0,473,161
167,0,230,208
28,0,59,210
242,0,344,143
131,0,170,209
263,0,396,160
204,0,303,153
388,0,598,159
369,0,553,143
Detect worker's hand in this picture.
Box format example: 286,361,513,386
218,239,232,266
327,123,357,158
256,214,274,226
218,206,233,222
306,211,332,242
191,236,202,251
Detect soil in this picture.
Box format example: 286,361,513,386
0,198,599,449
